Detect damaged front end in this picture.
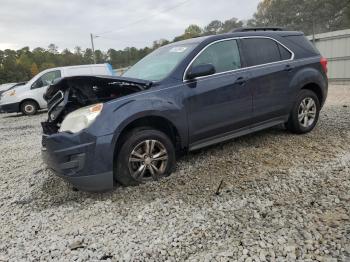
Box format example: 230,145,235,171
41,75,152,135
40,75,152,191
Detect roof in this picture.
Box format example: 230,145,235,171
170,30,304,47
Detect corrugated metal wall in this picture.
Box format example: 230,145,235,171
308,29,350,83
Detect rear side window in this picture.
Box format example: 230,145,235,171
241,38,287,67
191,39,241,73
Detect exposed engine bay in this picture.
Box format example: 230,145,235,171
42,75,152,134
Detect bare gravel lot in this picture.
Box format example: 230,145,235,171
0,85,349,261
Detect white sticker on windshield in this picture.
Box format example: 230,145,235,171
170,46,188,53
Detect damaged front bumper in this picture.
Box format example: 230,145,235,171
41,129,115,192
40,75,151,191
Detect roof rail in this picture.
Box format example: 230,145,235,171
232,27,285,32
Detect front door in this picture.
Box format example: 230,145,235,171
184,39,253,147
30,70,62,108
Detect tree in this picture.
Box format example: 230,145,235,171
174,24,203,42
40,62,56,71
94,50,106,64
0,17,248,84
74,46,82,55
152,39,170,49
83,48,94,64
184,24,203,38
48,43,58,54
30,63,39,76
204,20,223,35
249,0,350,35
221,18,243,33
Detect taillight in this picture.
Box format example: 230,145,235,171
320,57,328,74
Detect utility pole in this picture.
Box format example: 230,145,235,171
90,33,96,64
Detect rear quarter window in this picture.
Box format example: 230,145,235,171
283,35,320,56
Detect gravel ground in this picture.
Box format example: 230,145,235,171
0,85,349,262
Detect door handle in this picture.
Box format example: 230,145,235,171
235,77,247,86
284,64,294,72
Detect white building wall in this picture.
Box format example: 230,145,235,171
308,29,350,83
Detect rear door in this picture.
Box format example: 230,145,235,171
184,39,253,147
240,37,294,124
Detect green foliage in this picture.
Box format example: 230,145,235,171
184,24,203,37
0,17,244,84
1,0,349,85
30,63,39,77
204,20,224,35
249,0,350,34
203,18,243,35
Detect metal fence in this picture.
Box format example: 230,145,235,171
308,29,350,83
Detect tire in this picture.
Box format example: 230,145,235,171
21,100,38,115
286,89,320,134
115,128,176,186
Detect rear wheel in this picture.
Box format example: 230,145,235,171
21,100,38,115
115,128,176,186
286,90,320,134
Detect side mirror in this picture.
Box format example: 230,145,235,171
186,64,216,80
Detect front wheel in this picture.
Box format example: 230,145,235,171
115,128,176,186
286,90,320,134
21,100,38,116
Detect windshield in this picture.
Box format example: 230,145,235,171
123,44,196,81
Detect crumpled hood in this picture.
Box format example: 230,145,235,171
41,75,153,134
44,75,153,102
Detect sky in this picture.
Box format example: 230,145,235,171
0,0,261,51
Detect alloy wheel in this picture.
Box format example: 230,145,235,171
298,97,317,128
128,139,168,182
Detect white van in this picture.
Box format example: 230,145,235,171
0,63,114,115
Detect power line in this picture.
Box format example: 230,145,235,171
95,0,192,36
97,36,146,43
90,0,192,54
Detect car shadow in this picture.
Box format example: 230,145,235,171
29,105,350,211
1,110,47,119
30,126,287,211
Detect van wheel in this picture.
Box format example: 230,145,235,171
115,128,176,186
287,90,320,134
21,101,38,115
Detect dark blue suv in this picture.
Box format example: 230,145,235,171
42,28,328,191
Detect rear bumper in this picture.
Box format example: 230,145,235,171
41,130,115,192
0,102,20,113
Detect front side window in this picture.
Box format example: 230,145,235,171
191,39,241,74
123,44,196,81
32,70,61,89
241,38,291,67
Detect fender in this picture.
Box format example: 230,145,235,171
90,92,188,150
288,62,328,109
